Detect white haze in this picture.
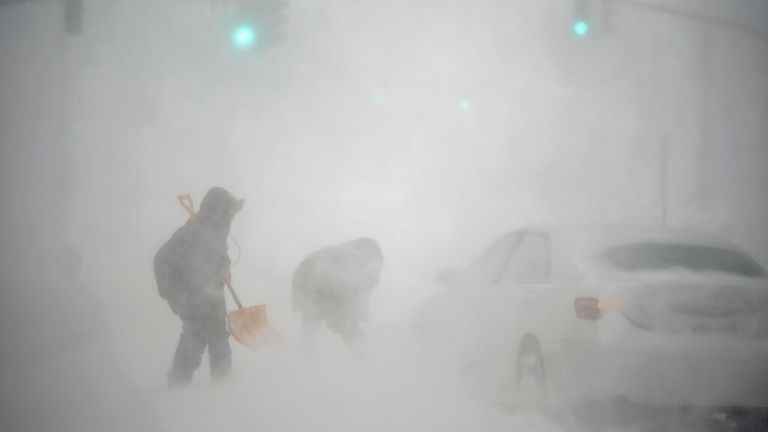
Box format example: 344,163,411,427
1,1,767,431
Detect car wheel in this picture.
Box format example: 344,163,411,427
514,334,548,412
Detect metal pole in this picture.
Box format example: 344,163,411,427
661,135,668,227
696,19,712,212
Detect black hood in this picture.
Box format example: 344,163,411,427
196,187,242,230
353,237,383,263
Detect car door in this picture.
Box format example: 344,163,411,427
497,230,578,369
495,231,555,344
459,231,524,350
465,231,552,395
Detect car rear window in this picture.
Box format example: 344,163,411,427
603,243,767,277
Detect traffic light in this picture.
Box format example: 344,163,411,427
572,19,590,37
572,0,592,38
231,24,257,49
571,0,620,39
231,0,288,51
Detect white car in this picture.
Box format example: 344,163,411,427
414,226,768,411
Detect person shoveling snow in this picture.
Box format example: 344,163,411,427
153,187,243,387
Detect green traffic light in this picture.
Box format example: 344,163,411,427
232,25,257,48
572,20,590,37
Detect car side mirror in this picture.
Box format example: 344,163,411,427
435,269,461,288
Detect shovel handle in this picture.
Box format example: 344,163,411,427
177,194,196,219
225,281,244,310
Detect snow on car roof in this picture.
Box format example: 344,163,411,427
535,224,736,250
515,224,746,275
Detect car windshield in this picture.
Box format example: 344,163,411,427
603,242,767,277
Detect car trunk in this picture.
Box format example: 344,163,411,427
618,279,768,340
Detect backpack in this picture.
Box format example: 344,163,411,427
153,241,175,300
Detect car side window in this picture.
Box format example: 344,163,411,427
501,232,551,283
463,233,523,287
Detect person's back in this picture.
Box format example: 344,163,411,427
292,237,383,344
154,219,228,311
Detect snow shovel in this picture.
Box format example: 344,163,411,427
225,281,283,350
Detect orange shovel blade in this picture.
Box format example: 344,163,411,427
227,304,282,350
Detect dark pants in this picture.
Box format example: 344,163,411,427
167,299,231,386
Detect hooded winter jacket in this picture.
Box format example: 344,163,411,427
154,187,242,315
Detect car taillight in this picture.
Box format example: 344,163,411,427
575,297,603,320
